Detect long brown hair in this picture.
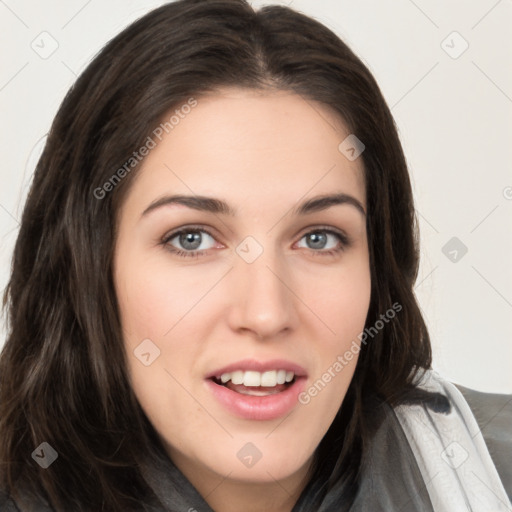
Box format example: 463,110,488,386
0,0,431,510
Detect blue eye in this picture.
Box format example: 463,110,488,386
163,228,216,258
298,229,348,255
297,230,345,252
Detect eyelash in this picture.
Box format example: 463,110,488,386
161,225,351,259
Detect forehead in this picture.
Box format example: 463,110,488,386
123,87,366,213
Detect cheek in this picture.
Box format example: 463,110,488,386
115,254,218,343
298,256,371,346
115,254,224,405
117,259,210,438
325,280,370,336
295,256,370,411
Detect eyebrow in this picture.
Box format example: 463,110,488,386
141,192,366,218
293,193,366,217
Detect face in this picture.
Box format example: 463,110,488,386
113,87,371,493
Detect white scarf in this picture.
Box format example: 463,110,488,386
394,369,511,511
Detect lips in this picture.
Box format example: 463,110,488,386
204,358,308,420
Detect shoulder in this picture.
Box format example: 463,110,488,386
455,383,512,502
392,369,512,507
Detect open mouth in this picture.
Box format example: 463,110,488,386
205,363,307,420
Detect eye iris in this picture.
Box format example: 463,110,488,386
307,232,327,249
179,231,202,250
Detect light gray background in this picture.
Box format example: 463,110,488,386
1,0,511,393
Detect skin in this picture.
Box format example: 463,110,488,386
113,87,371,512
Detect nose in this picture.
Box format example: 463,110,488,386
226,243,297,340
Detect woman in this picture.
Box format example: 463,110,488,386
0,1,510,511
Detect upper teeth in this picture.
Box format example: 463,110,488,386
220,370,295,387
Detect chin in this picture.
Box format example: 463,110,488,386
204,440,313,484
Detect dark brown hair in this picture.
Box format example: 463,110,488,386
0,0,431,510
